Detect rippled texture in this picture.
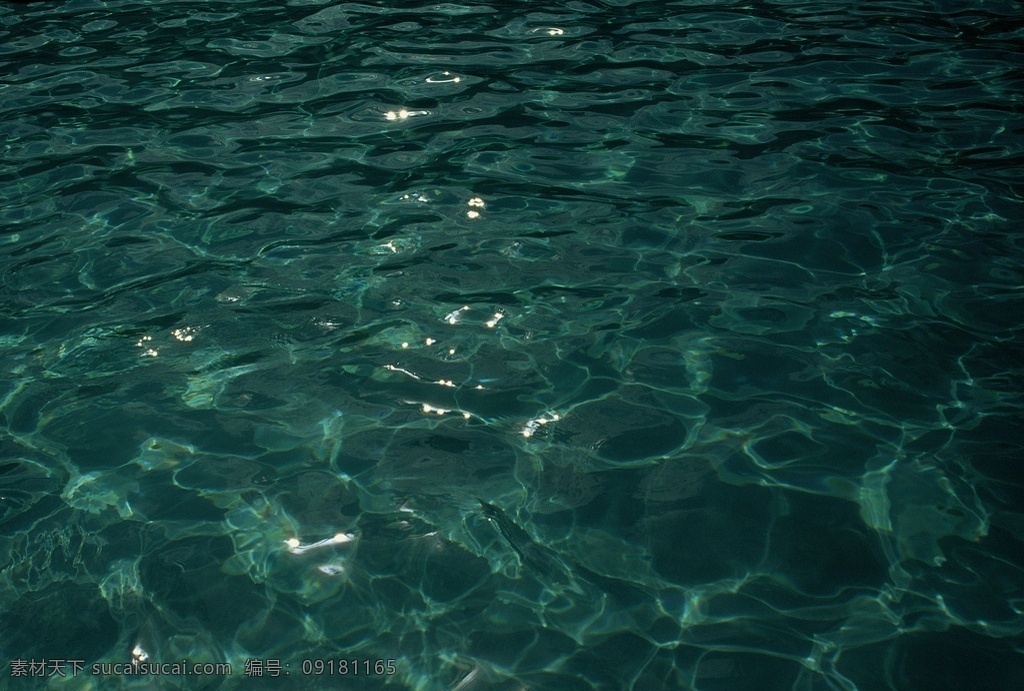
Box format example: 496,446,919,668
2,0,1023,689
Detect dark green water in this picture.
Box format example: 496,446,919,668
1,0,1023,689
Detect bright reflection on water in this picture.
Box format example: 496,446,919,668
1,0,1023,689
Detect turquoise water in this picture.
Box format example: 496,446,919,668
2,0,1023,688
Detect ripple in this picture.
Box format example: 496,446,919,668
1,0,1022,688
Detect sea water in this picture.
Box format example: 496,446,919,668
1,1,1022,689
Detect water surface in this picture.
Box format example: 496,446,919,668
1,0,1023,689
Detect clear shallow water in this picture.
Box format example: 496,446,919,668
1,0,1023,688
